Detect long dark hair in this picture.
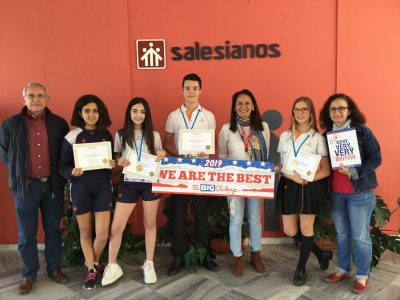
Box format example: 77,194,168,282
319,93,366,130
290,96,318,132
229,89,264,132
70,94,111,130
120,97,155,155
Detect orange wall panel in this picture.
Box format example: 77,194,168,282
337,0,400,230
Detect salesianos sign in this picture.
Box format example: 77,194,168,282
171,40,281,61
136,39,281,69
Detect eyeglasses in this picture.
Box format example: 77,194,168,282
329,106,348,114
25,93,47,100
293,107,309,114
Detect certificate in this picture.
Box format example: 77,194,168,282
122,150,161,182
178,129,215,155
73,141,112,171
326,128,362,169
281,150,321,181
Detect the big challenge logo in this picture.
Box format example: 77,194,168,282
136,39,281,70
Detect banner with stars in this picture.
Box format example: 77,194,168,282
152,157,275,198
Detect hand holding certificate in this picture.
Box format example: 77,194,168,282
73,141,113,171
123,150,161,182
281,150,321,181
179,129,215,155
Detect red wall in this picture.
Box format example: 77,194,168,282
1,0,399,243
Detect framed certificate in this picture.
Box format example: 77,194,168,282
73,141,112,171
122,150,161,182
178,129,215,155
326,128,362,169
281,150,321,181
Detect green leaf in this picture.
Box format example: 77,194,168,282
373,196,391,228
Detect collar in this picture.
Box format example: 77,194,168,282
180,104,202,112
22,107,47,121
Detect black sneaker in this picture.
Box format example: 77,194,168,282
94,262,105,280
83,269,97,290
293,269,307,286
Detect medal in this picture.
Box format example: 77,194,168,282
291,159,298,167
205,145,211,151
149,171,155,177
306,170,312,176
136,164,143,171
102,158,108,164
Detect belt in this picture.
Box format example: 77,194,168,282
29,176,50,183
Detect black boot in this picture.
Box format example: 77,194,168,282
318,250,333,271
203,255,220,272
167,257,185,276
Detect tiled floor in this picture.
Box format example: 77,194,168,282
0,244,399,299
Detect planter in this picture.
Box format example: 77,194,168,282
316,238,336,250
211,238,245,254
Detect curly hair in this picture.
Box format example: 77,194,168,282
319,93,366,130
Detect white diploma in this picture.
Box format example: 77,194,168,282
326,128,362,169
178,129,215,155
123,150,161,182
281,150,321,181
73,141,112,171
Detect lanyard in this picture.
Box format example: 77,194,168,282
133,131,144,162
292,133,309,157
239,125,252,151
180,107,201,129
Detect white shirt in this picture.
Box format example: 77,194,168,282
165,104,216,151
218,122,270,160
114,130,163,158
277,129,328,165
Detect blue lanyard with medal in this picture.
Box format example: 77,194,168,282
291,133,309,167
180,107,201,129
133,131,144,171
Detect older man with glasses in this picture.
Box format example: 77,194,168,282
0,82,70,295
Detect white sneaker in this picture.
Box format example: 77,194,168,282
101,262,123,286
142,260,157,284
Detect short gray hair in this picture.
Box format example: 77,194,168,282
22,82,48,97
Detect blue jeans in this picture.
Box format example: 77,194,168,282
227,197,262,257
331,190,375,280
13,180,63,278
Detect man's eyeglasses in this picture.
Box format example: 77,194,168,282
293,107,309,114
329,106,348,114
25,93,47,100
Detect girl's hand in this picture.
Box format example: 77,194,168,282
156,150,166,161
71,168,83,177
338,163,350,176
196,152,207,158
109,159,116,168
286,170,304,185
117,157,130,167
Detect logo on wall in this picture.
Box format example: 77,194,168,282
136,39,166,69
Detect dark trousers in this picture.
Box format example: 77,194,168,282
171,194,210,258
12,180,63,277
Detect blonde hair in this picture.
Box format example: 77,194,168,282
290,96,318,132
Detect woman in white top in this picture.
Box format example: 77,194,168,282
276,96,331,286
219,89,270,277
102,97,165,286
